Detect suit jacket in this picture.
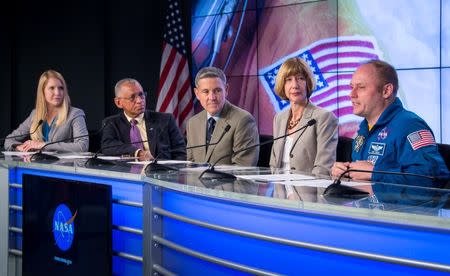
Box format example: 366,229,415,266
101,110,186,160
269,102,338,176
186,101,259,166
4,107,89,152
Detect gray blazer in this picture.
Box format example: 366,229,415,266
269,102,338,176
186,101,259,166
4,107,89,152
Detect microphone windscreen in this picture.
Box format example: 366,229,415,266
307,119,316,126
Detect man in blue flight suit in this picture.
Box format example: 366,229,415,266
331,60,449,187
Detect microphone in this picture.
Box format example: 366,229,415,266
199,119,317,180
145,124,232,173
30,120,107,162
323,168,441,199
1,120,44,148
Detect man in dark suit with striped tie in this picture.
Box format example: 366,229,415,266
101,78,186,161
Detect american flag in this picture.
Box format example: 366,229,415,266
407,129,436,150
156,0,194,133
259,36,383,126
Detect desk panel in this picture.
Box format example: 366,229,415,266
7,166,144,276
148,187,450,275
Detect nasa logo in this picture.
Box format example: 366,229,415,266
377,127,389,140
52,204,76,251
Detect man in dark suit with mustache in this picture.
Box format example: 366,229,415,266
101,78,186,161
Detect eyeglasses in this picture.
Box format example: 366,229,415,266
117,91,147,102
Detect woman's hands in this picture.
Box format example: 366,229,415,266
15,140,46,152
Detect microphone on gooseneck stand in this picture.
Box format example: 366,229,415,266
323,169,370,199
30,120,107,162
144,124,232,174
323,168,440,199
199,119,317,180
0,120,44,148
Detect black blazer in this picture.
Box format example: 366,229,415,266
101,111,186,160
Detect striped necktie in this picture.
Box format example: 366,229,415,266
130,119,144,150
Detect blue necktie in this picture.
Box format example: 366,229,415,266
206,117,216,147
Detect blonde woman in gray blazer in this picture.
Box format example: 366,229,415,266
270,57,338,178
4,70,88,152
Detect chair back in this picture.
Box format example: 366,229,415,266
336,136,353,162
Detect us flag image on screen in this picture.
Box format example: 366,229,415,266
259,35,384,127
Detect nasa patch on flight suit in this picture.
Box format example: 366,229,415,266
368,142,386,156
377,127,389,140
354,135,365,152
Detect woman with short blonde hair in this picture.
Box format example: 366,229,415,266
270,57,338,177
270,57,338,200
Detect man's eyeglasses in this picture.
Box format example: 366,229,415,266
117,91,147,102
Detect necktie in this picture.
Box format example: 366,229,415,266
130,119,144,150
130,164,143,174
206,117,216,146
257,183,273,197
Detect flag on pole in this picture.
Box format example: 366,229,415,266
156,0,194,133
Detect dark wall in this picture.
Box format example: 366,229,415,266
106,0,164,115
2,0,164,136
0,9,13,138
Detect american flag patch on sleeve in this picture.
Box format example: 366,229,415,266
407,130,436,150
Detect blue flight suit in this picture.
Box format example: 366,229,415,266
352,98,449,187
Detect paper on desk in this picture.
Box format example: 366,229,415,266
180,166,211,172
55,154,128,161
59,155,128,161
274,179,370,188
215,165,256,171
237,174,315,182
179,164,251,172
2,151,35,156
58,155,92,159
128,160,192,165
2,151,57,156
98,156,131,160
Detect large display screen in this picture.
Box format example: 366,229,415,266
22,174,112,276
191,0,449,143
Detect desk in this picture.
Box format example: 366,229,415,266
1,158,450,275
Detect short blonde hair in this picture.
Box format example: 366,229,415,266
31,70,71,141
274,57,316,100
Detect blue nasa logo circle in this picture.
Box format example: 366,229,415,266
53,204,75,251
